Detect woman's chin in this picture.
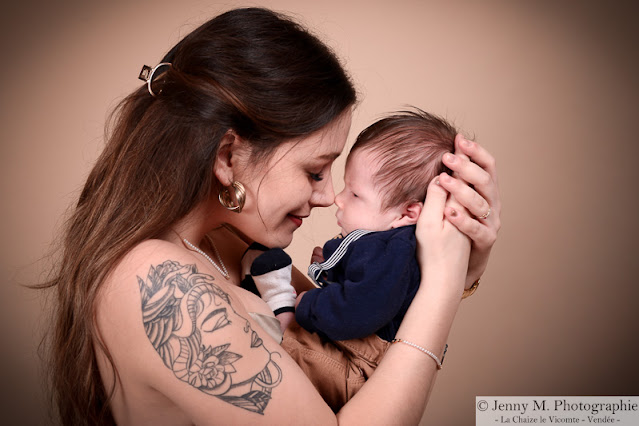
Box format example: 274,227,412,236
256,229,295,249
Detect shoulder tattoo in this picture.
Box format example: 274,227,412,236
137,260,282,414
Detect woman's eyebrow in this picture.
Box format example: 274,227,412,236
318,152,341,161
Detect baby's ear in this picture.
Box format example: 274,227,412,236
390,202,423,228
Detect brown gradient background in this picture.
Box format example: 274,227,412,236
2,0,638,424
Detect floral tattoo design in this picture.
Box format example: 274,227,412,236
138,260,282,414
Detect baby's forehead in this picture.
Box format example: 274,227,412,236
344,149,386,188
346,146,384,170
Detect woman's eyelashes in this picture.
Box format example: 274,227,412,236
309,172,324,182
309,160,336,182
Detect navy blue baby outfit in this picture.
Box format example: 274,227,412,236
295,225,420,342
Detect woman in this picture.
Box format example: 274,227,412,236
43,7,500,425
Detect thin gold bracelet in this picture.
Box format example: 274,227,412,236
391,339,447,370
462,278,481,299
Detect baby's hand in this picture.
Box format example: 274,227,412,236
242,245,297,315
310,246,324,264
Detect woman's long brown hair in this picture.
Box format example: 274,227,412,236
39,8,356,424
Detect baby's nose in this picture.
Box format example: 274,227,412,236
334,190,345,208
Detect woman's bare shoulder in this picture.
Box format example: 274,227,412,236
95,239,336,424
100,239,201,295
96,239,193,347
114,238,186,273
96,238,215,344
93,240,191,422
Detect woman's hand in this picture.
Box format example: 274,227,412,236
415,177,471,297
439,134,501,287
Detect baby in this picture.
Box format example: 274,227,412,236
241,108,457,411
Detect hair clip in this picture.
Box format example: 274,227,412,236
138,62,172,97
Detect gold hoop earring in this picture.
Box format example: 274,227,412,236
219,181,246,213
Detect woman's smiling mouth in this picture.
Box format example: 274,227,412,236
287,214,304,227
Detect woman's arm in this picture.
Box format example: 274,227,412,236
439,134,501,288
336,177,471,424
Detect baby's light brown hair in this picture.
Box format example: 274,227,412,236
348,108,457,211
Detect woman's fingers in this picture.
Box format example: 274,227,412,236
443,139,501,219
417,176,471,278
441,172,495,251
444,205,497,250
420,176,448,224
441,170,501,245
451,134,470,184
438,173,490,219
455,135,498,178
440,135,501,285
443,153,493,196
442,136,501,248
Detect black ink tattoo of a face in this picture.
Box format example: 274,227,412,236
138,260,282,414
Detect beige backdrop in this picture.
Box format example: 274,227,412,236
2,0,638,424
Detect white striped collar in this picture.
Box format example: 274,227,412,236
307,229,373,286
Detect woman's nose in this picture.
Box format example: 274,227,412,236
310,174,335,208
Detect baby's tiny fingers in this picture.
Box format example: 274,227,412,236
310,246,325,264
